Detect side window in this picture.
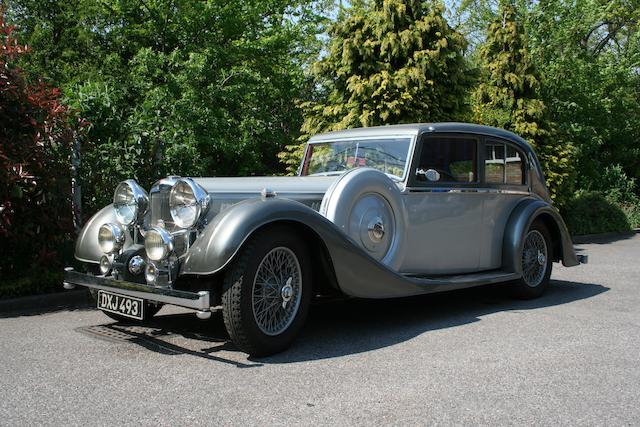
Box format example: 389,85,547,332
484,139,526,185
506,145,525,185
416,137,477,183
485,142,505,184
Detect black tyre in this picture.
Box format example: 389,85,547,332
89,289,163,323
512,220,553,299
221,226,312,356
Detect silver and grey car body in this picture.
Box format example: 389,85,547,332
65,123,585,313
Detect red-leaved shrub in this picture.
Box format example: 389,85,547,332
0,11,81,280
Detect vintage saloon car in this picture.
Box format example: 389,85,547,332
63,123,586,355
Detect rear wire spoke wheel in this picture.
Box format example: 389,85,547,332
522,230,547,287
222,226,311,356
512,220,553,299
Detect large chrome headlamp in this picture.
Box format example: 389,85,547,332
144,226,174,261
113,179,149,225
98,223,126,254
169,178,210,228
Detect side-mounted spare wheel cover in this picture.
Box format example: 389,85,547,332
320,168,406,270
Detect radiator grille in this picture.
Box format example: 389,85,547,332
150,190,173,228
148,185,187,255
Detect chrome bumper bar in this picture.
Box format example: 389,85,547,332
63,268,210,311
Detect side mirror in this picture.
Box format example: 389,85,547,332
416,168,441,182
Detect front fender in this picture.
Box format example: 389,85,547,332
502,198,579,273
181,197,338,275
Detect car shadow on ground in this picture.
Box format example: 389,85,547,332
77,279,608,366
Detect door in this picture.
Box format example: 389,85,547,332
400,134,484,275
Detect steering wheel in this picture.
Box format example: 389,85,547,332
418,167,457,182
433,168,457,181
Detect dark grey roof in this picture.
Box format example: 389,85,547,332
309,122,532,152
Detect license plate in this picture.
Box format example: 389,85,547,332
97,290,144,320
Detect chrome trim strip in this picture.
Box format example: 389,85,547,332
308,132,420,143
405,187,530,195
75,256,100,264
63,269,210,311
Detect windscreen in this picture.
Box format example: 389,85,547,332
301,137,412,180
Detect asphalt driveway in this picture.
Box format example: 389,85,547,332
1,233,638,425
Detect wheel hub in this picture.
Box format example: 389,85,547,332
281,277,293,308
537,251,546,266
367,217,385,242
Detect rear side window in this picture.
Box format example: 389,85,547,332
485,142,505,184
416,137,477,183
506,145,525,185
484,140,526,185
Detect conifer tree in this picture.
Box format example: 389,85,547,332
473,1,573,202
280,0,473,172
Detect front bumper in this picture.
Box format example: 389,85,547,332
63,268,210,311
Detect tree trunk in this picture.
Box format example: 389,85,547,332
71,132,82,232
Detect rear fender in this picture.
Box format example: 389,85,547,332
502,198,579,273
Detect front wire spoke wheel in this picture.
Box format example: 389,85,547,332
251,247,302,336
222,226,312,356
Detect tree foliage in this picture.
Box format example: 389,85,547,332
8,0,327,212
526,0,640,192
280,0,474,172
472,1,573,203
0,13,81,279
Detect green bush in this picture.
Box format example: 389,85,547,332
0,271,64,300
618,202,640,229
562,191,631,236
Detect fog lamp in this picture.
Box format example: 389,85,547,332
98,223,125,254
145,262,159,285
99,255,112,275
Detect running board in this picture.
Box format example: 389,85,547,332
402,270,520,293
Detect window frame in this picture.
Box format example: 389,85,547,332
408,133,482,188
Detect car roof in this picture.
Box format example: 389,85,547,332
308,122,533,152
